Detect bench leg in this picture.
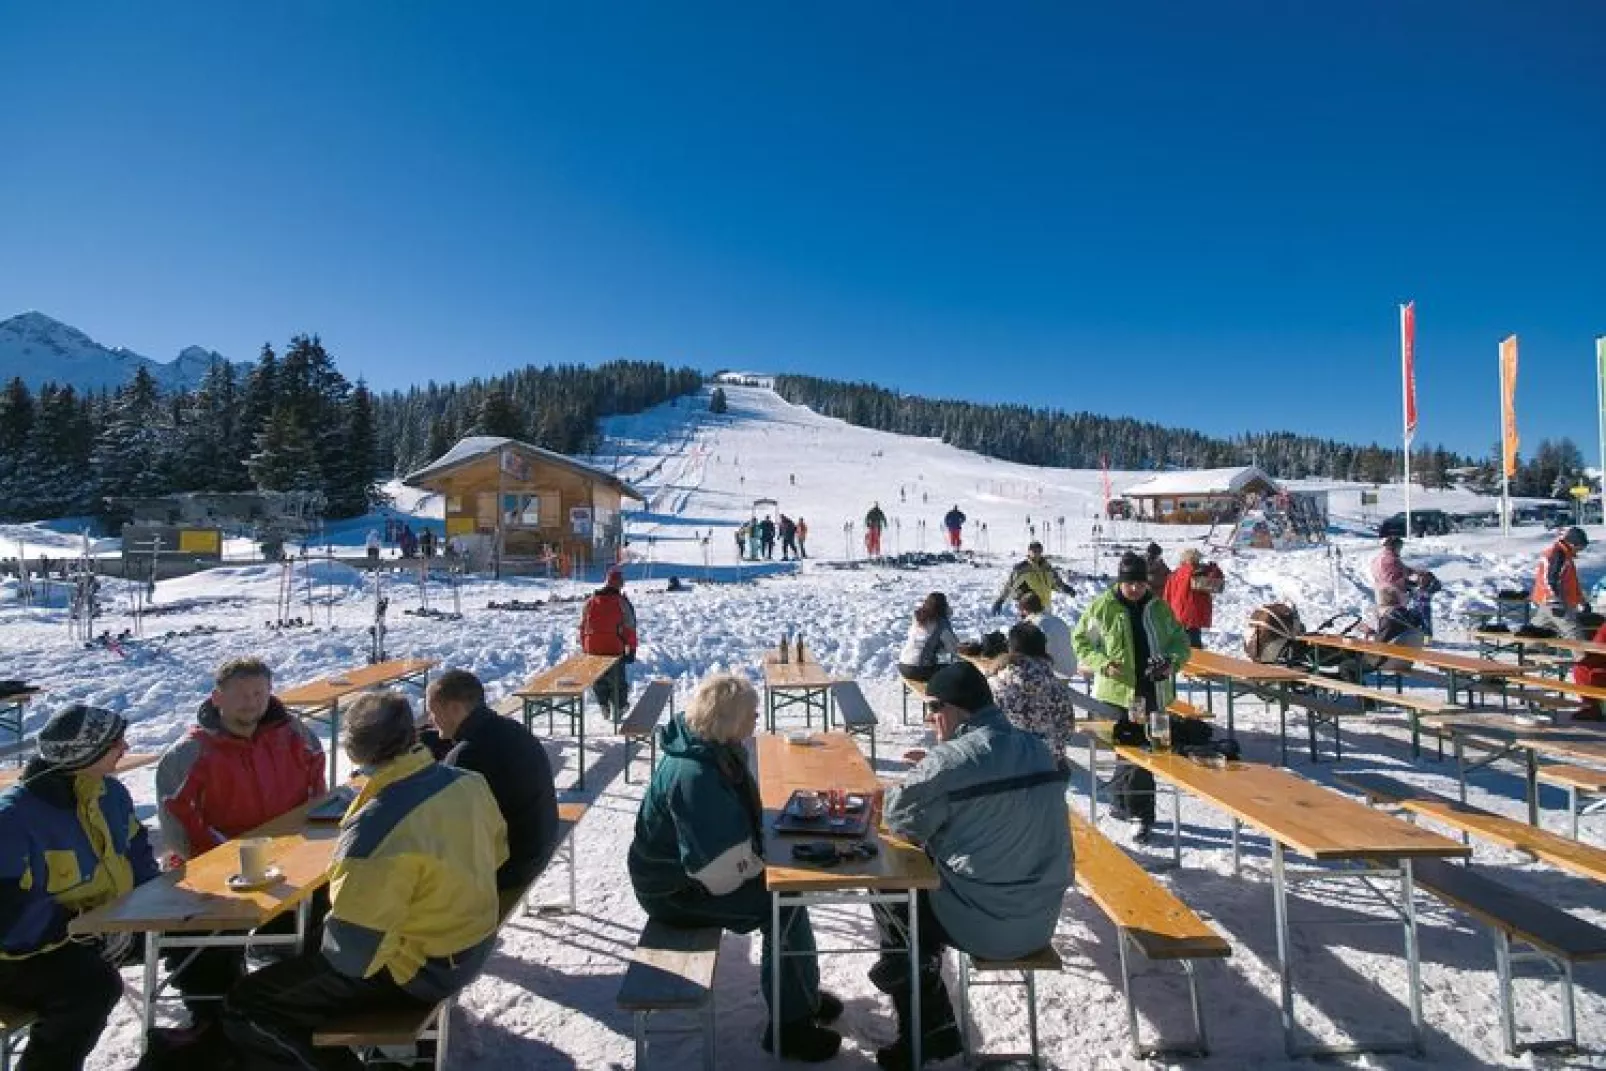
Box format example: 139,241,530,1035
1570,785,1579,841
1495,931,1579,1055
1025,969,1042,1069
635,1010,648,1068
702,1003,716,1071
434,999,452,1071
955,951,973,1061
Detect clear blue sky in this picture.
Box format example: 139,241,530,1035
3,2,1602,457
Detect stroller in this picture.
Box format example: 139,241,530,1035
1245,602,1365,678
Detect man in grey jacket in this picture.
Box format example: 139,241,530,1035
870,661,1073,1070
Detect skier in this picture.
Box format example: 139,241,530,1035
420,529,436,558
364,530,382,569
796,517,809,559
864,502,889,557
943,506,967,550
746,519,763,561
759,516,777,560
990,542,1074,614
399,525,417,559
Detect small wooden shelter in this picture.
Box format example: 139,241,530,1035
1120,466,1281,524
403,437,645,574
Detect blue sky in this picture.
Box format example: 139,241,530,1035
2,3,1602,457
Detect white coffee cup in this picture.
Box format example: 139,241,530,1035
238,838,271,884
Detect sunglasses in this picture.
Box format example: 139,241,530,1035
923,699,945,723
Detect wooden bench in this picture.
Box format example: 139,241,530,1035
620,680,674,784
616,919,722,1070
1287,676,1463,762
1069,812,1231,1058
0,1003,36,1071
1538,764,1606,840
1332,772,1606,884
828,681,878,763
1406,856,1606,1055
312,804,592,1065
525,802,589,916
899,674,928,725
954,946,1061,1069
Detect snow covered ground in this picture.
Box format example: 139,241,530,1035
3,384,1603,1068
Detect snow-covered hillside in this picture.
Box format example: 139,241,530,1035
0,311,246,393
3,383,1603,1069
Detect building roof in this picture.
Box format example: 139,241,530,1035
402,436,646,502
1121,466,1280,499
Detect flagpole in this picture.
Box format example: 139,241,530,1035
1401,303,1412,536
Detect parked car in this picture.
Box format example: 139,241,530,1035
1377,509,1452,537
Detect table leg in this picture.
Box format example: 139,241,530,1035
771,894,783,1066
1278,697,1287,766
1171,781,1182,869
766,688,776,734
909,889,922,1071
1455,738,1471,848
1225,680,1236,742
522,698,533,735
328,702,341,785
142,931,160,1038
1230,819,1241,875
1525,748,1538,827
575,696,587,792
1271,841,1295,1055
1401,858,1424,1055
1087,737,1098,822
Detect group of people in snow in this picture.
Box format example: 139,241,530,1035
735,514,808,561
0,659,561,1070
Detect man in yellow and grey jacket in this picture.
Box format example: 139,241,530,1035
223,691,507,1070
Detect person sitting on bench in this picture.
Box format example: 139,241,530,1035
897,592,961,683
223,692,507,1070
872,662,1072,1071
0,705,158,1071
423,669,559,889
627,674,842,1062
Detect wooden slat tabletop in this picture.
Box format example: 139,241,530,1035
1513,675,1606,702
1184,649,1306,683
1421,713,1606,765
0,751,158,790
514,654,621,697
1300,635,1527,678
279,658,438,709
1473,630,1606,658
757,732,938,893
763,660,834,689
1299,676,1463,715
1083,721,1467,862
70,790,350,934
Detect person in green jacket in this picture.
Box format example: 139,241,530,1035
1071,552,1191,842
627,674,842,1062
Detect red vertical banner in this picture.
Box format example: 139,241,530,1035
1401,302,1417,443
1500,335,1520,479
1099,455,1112,514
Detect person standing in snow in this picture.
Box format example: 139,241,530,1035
1015,591,1076,677
896,592,961,683
778,515,799,560
580,568,638,721
759,516,777,560
746,519,763,561
1370,536,1423,606
943,506,967,550
796,517,809,559
864,502,889,557
628,675,842,1062
0,705,158,1071
734,522,748,561
419,528,436,559
990,541,1074,614
1144,543,1170,595
1532,526,1591,639
1569,617,1606,721
399,524,417,559
1162,548,1224,648
364,529,381,568
155,658,327,1040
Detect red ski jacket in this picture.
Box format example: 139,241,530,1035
580,588,638,657
155,698,327,860
1163,561,1222,630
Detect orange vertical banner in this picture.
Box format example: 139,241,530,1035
1500,335,1519,478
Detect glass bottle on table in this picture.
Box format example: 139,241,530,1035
779,632,790,664
1148,699,1171,753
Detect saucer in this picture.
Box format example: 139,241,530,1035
227,866,284,891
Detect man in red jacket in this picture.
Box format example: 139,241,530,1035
1163,548,1225,648
153,657,326,1038
580,568,638,721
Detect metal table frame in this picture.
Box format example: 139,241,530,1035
522,690,589,791
292,666,432,784
765,682,833,734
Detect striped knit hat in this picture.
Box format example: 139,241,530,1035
38,703,126,771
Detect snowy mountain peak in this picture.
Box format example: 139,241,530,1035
0,312,247,394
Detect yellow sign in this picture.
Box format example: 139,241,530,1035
1571,485,1592,500
178,529,221,554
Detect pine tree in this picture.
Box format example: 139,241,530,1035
248,406,321,492
92,367,172,505
471,387,524,439
325,381,378,516
709,386,728,414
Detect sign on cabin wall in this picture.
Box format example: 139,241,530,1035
570,506,593,536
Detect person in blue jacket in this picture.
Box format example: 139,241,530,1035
628,674,842,1062
0,704,158,1071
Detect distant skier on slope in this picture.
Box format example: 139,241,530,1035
864,502,888,557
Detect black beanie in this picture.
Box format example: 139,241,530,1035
1117,552,1148,584
926,662,993,714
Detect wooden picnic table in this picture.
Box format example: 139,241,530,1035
280,658,437,783
1419,712,1606,827
756,732,937,1066
513,653,622,792
0,750,157,790
1473,628,1606,663
1079,719,1466,1057
71,787,350,1040
1181,649,1305,743
1301,635,1527,707
761,655,836,733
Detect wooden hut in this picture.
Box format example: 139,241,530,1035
1120,466,1280,524
403,437,645,575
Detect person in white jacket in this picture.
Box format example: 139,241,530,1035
1015,591,1076,678
897,592,960,683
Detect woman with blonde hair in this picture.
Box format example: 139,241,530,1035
627,674,841,1061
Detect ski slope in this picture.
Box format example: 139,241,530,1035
0,383,1602,1069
